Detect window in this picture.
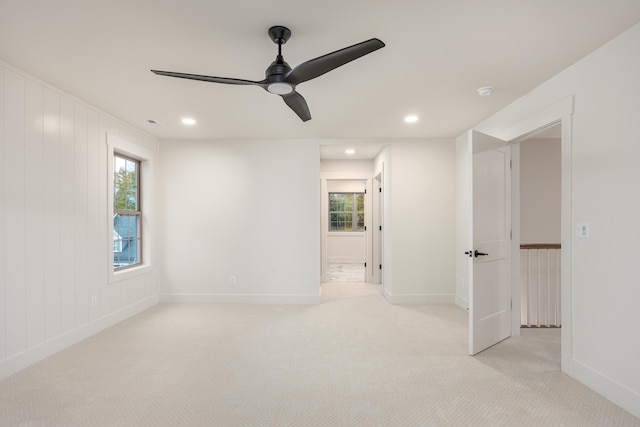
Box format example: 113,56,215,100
113,230,123,253
113,153,141,269
329,192,364,232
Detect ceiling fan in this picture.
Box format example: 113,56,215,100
151,26,385,122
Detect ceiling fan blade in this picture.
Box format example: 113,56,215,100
151,70,265,86
284,38,385,86
282,91,311,122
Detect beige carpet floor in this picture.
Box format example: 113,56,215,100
1,282,638,426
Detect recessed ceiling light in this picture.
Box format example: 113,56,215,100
404,115,419,123
182,117,196,125
477,86,494,96
345,149,355,155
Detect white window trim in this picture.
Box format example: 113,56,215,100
107,133,155,284
328,192,365,232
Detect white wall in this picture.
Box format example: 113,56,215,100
158,139,320,304
0,62,159,379
321,159,373,174
520,138,561,243
383,140,457,304
475,22,640,418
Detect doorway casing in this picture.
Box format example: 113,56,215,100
470,96,574,367
320,172,378,284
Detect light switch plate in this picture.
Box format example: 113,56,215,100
576,222,589,238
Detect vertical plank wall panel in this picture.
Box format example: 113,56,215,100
98,114,110,318
43,88,61,340
59,96,76,333
0,62,159,378
87,109,101,323
25,80,46,348
104,117,120,312
74,104,89,326
132,275,144,307
3,70,27,357
0,67,6,360
107,119,123,311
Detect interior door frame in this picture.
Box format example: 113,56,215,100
509,123,562,334
373,170,383,285
479,96,574,368
320,173,374,284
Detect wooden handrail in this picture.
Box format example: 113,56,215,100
520,243,561,249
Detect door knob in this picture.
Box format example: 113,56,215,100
474,250,488,257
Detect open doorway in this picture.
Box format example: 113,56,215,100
515,124,562,364
325,180,366,282
319,151,386,301
518,125,562,329
320,175,380,302
460,97,573,364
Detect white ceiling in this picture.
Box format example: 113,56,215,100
1,1,639,159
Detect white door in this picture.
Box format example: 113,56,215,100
458,130,511,355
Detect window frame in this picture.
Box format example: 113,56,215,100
113,153,142,271
328,192,365,232
107,133,154,284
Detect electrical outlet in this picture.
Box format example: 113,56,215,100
90,295,97,307
229,276,237,285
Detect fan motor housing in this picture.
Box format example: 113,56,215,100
266,58,291,81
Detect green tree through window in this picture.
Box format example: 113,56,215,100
329,192,364,232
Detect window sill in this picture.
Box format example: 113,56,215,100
110,263,153,284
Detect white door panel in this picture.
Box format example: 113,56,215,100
475,259,509,320
460,130,512,356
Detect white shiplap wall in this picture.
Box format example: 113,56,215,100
0,63,159,378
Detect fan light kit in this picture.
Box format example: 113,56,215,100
152,26,385,122
267,82,294,95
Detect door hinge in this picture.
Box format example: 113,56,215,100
510,159,512,169
510,230,512,240
379,264,382,270
364,262,367,268
364,189,367,194
364,226,367,231
379,187,382,193
379,225,382,231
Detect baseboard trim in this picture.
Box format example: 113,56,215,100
382,288,455,305
159,293,322,305
564,358,640,419
327,258,365,264
455,295,469,311
0,296,158,380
